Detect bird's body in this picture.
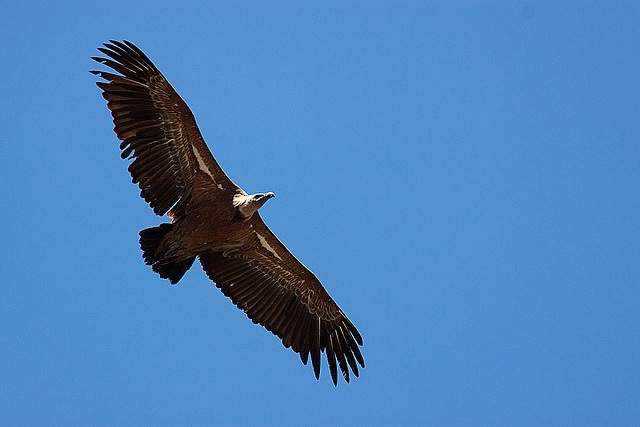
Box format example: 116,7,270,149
92,40,364,385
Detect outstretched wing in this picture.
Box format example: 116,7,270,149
199,213,364,386
92,40,239,216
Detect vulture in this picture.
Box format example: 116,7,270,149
91,40,364,385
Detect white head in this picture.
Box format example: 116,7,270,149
234,192,275,218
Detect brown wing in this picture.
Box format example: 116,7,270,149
92,40,239,217
199,213,364,385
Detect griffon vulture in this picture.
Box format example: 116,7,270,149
91,40,364,385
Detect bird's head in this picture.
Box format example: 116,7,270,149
235,192,275,218
252,192,275,205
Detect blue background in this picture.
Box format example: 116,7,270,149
1,2,639,425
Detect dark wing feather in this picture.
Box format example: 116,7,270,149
92,40,238,216
199,213,364,386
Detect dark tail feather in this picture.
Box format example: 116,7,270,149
139,223,173,265
139,224,195,284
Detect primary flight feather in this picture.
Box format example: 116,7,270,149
92,40,364,385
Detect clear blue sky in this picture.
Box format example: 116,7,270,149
1,2,639,425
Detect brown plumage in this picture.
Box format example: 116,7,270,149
92,40,364,385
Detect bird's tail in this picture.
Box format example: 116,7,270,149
139,223,195,284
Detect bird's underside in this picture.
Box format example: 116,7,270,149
92,40,364,385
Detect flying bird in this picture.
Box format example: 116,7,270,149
92,40,364,385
